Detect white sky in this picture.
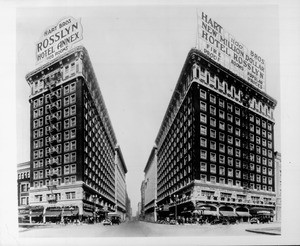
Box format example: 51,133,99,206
1,0,300,245
16,4,281,215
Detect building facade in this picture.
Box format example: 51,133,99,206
274,151,281,222
154,48,277,222
17,162,30,223
114,145,128,220
140,181,146,220
25,45,127,223
143,146,158,222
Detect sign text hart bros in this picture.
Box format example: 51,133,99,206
36,17,83,64
198,11,266,92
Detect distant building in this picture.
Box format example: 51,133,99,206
125,190,132,220
17,161,30,223
274,151,281,222
143,146,158,222
140,181,146,219
137,202,141,218
114,146,128,220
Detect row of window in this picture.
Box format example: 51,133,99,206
34,190,76,202
33,175,76,187
200,163,273,181
18,171,30,180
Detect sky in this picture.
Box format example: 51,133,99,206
16,4,281,216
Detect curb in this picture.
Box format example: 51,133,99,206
245,229,281,236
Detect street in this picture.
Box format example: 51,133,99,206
19,220,280,237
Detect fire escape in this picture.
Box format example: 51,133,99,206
241,88,252,193
45,74,60,204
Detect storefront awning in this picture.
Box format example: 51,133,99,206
257,211,271,215
30,211,43,217
219,211,237,217
236,211,251,217
63,210,79,217
44,210,61,217
82,211,94,217
203,210,219,216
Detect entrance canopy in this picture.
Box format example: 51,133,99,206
219,211,237,217
30,211,43,217
236,211,251,217
44,210,61,217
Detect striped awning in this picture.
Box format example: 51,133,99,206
82,211,94,217
30,211,43,217
44,210,61,217
219,211,237,217
236,211,251,217
203,210,219,216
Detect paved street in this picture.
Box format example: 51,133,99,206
19,220,280,237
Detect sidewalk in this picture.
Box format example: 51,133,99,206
246,226,281,235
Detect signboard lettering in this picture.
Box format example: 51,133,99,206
198,11,266,91
36,17,83,64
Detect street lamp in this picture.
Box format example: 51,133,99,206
172,194,179,221
91,195,100,223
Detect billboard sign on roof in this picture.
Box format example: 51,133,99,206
36,16,83,64
197,11,266,91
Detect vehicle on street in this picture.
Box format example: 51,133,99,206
169,219,177,225
102,219,112,226
111,217,121,225
250,218,260,224
210,218,222,225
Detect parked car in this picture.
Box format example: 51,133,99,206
102,219,112,226
250,218,260,224
169,219,177,225
111,217,121,225
210,218,222,225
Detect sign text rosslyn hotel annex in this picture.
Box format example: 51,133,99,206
198,11,266,91
35,17,83,64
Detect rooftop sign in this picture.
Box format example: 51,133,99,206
197,11,266,91
36,16,83,64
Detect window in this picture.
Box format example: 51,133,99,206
228,157,233,166
200,113,207,123
219,110,225,119
227,114,233,122
268,132,272,140
235,128,240,137
200,101,207,111
200,174,207,182
235,149,241,157
219,155,225,164
210,129,216,138
200,150,207,159
268,123,272,131
210,94,216,104
219,166,225,175
228,136,233,144
235,107,240,115
228,146,233,156
228,179,233,186
200,125,207,135
210,141,216,150
200,89,207,99
262,120,266,128
256,126,261,135
227,103,233,112
268,141,272,148
228,168,233,177
219,143,225,153
210,152,216,162
228,124,233,134
210,164,216,173
219,99,224,108
256,165,261,173
66,191,75,199
210,176,216,183
200,137,207,147
210,117,216,127
219,132,225,141
236,170,241,178
200,162,207,171
250,114,254,122
219,178,225,184
262,167,267,174
219,121,225,130
210,106,216,115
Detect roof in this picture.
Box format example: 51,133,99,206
115,145,128,174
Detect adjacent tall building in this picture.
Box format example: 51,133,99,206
25,45,128,223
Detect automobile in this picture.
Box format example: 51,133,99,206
102,219,112,226
210,218,222,225
169,219,177,225
111,217,121,225
250,218,260,224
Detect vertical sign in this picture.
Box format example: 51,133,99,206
197,11,266,91
36,16,83,64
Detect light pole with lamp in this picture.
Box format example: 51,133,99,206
91,194,100,223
